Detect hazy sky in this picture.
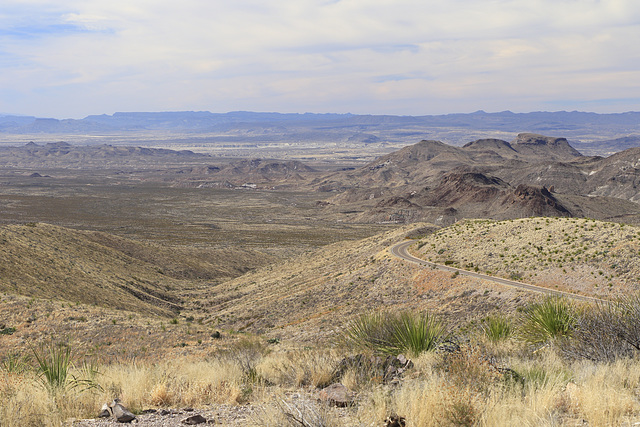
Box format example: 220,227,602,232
1,0,639,118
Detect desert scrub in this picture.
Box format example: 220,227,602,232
214,336,270,388
481,315,513,343
415,217,640,294
520,297,576,344
561,294,640,361
257,348,338,388
342,310,446,356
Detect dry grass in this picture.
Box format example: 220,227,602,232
257,348,339,389
2,333,640,426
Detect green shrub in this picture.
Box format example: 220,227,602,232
343,310,446,356
0,326,16,335
481,315,513,343
520,297,575,344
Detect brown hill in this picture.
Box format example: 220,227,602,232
316,133,640,224
0,223,273,316
581,148,640,202
461,138,520,162
411,172,571,218
0,142,210,168
510,133,582,161
414,217,640,299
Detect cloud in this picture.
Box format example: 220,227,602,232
0,0,639,117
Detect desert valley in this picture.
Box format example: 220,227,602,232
2,111,640,426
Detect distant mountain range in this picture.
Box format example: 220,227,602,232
1,110,639,132
1,110,639,155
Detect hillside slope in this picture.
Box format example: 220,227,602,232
0,223,272,316
414,217,640,299
194,223,537,342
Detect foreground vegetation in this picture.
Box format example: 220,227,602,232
3,297,640,426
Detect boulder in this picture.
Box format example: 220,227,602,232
318,383,355,407
110,399,136,423
97,403,111,418
382,354,414,383
182,414,207,425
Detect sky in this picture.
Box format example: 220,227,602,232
1,0,639,119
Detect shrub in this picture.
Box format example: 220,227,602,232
481,315,513,343
0,326,16,335
561,294,640,362
251,394,340,427
216,337,268,384
520,297,575,344
342,311,446,357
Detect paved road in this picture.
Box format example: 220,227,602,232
390,240,604,303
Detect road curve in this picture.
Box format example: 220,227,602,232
390,240,604,303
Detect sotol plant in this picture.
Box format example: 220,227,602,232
481,315,513,343
343,310,446,356
520,297,575,344
32,341,101,394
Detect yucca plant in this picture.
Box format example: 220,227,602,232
392,311,446,356
342,311,393,353
32,341,102,394
343,310,446,356
520,297,575,344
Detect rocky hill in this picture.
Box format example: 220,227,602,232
166,159,318,189
316,133,640,225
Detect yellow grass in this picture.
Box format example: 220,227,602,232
3,344,640,426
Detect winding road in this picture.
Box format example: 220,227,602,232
390,240,604,303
